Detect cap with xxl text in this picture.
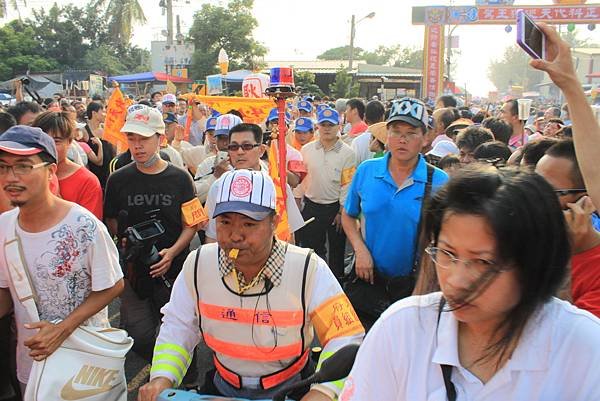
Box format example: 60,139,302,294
387,97,428,129
213,169,276,221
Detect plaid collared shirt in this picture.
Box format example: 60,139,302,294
218,239,287,289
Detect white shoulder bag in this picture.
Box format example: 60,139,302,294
3,211,133,401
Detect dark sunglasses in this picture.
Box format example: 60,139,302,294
554,188,587,197
227,143,260,152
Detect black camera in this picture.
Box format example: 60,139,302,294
118,210,168,298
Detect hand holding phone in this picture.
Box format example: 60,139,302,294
516,10,545,60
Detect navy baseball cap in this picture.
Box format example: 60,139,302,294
387,97,429,130
297,101,313,113
317,108,340,125
267,108,291,124
0,125,57,162
163,112,178,124
294,118,314,132
205,116,217,132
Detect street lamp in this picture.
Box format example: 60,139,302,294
348,11,375,71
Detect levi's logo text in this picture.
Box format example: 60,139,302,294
60,365,119,400
127,194,173,207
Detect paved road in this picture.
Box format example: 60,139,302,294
109,298,213,401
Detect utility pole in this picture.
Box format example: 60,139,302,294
349,14,356,72
166,0,174,46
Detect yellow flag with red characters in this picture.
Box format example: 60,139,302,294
103,87,129,153
268,140,290,242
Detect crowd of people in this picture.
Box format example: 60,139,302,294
0,23,599,401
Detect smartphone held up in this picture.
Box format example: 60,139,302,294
516,10,546,60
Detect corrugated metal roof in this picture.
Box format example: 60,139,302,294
262,60,366,73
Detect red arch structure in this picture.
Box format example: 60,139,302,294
412,4,600,101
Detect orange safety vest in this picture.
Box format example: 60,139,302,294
188,243,318,390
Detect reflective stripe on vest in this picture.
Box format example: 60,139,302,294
214,349,310,390
203,332,303,362
193,244,317,378
199,302,304,327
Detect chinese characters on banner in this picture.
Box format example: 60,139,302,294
187,95,275,124
422,24,445,102
242,73,270,98
477,5,600,23
103,87,131,153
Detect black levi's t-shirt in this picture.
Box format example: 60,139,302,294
104,163,196,276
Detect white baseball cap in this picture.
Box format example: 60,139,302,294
121,104,166,137
213,169,276,221
162,94,177,104
214,114,243,137
426,140,459,158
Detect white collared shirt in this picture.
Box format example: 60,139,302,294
341,292,600,401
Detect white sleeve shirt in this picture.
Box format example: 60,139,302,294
341,292,600,401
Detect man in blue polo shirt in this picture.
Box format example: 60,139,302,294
341,97,448,329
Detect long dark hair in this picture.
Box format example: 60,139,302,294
421,165,570,363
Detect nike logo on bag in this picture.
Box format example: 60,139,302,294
60,365,120,400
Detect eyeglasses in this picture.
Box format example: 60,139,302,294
554,188,587,197
0,162,49,176
425,246,507,280
227,143,260,152
388,131,421,141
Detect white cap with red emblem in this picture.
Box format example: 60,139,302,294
213,169,276,221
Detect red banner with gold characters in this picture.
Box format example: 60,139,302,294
103,87,131,153
422,24,445,102
180,95,274,124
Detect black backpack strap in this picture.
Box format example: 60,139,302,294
411,163,435,275
193,247,203,332
299,249,314,352
437,298,457,401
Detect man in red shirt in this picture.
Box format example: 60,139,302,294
32,111,103,219
343,99,368,144
536,139,600,317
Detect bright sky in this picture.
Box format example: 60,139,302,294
6,0,600,96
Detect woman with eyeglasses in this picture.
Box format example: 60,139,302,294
340,165,600,401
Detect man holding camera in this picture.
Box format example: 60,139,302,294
104,104,205,361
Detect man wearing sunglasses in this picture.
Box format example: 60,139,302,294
536,139,600,317
203,123,304,243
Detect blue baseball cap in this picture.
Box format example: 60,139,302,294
0,125,57,162
163,112,178,124
303,96,314,103
297,101,313,113
317,108,340,125
267,108,291,124
205,116,217,132
294,118,314,132
316,104,329,114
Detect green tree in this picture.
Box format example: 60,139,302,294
362,45,400,65
394,47,423,69
329,68,358,98
488,46,544,92
188,0,266,80
92,0,146,45
294,71,323,97
317,45,364,61
0,20,58,80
